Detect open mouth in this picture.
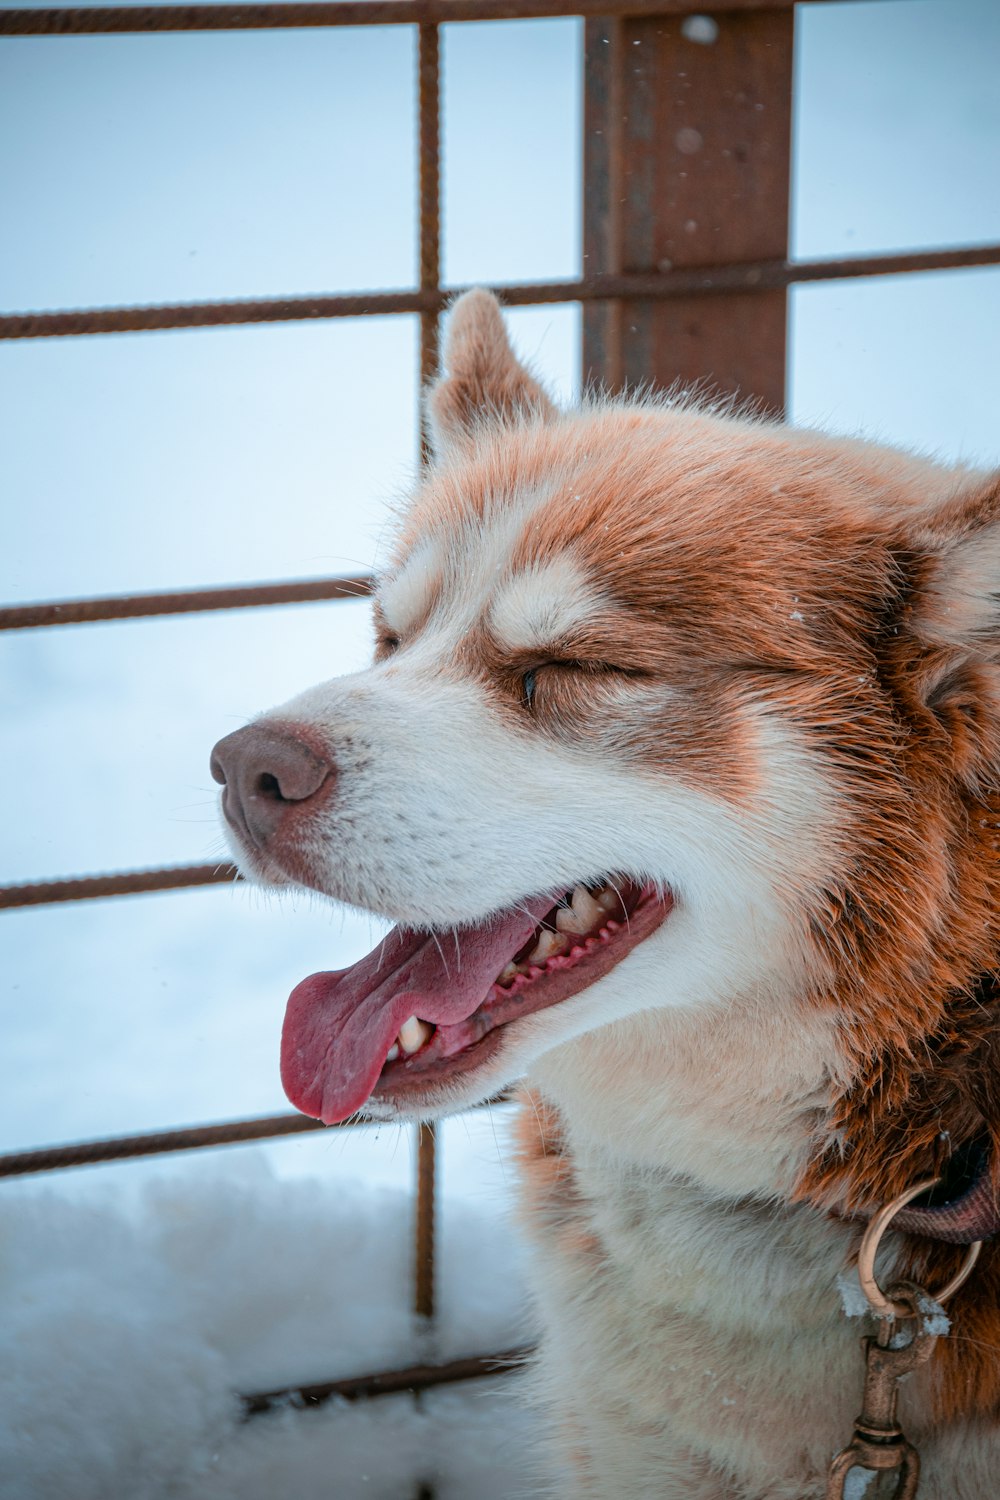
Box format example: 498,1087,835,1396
281,878,673,1124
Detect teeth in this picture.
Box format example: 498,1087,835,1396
498,961,522,985
397,1016,432,1055
386,1043,400,1063
525,928,570,964
555,884,606,936
594,885,625,916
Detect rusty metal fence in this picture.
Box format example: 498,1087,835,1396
2,0,999,1444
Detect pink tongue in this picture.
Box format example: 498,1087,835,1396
281,893,556,1124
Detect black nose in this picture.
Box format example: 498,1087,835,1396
210,724,334,852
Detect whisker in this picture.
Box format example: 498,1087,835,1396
486,1100,509,1189
605,874,631,934
430,930,451,980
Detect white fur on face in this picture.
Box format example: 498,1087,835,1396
489,554,605,654
378,540,442,638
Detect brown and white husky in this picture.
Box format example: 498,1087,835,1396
212,290,1000,1498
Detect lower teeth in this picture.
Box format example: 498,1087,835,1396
526,928,570,964
397,1016,432,1055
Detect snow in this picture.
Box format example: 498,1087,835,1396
836,1270,875,1320
915,1290,951,1339
900,1287,952,1340
680,16,719,47
837,1269,951,1339
1,1155,541,1500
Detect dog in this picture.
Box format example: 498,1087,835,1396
211,290,1000,1497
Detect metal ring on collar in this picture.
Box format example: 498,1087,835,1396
856,1177,983,1321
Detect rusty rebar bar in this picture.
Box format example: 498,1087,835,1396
0,1091,514,1178
242,1345,532,1416
0,1,799,39
0,862,240,910
0,289,439,339
414,1121,437,1319
0,1111,326,1176
3,249,998,343
581,16,628,391
418,19,441,458
412,20,441,1335
0,575,372,632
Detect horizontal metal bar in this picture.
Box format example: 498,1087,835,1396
0,1,799,39
242,1345,533,1417
0,574,373,632
0,862,240,910
0,1111,324,1176
3,249,998,342
0,1090,514,1178
1,288,440,339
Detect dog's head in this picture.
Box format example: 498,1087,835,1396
213,291,1000,1210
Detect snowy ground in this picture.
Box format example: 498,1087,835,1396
2,1152,543,1500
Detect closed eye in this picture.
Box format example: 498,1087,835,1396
375,629,401,658
521,659,641,710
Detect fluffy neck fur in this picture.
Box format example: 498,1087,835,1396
528,992,839,1202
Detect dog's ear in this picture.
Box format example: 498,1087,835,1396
916,473,1000,650
904,471,1000,786
426,289,555,461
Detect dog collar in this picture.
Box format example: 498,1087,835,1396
856,1141,999,1245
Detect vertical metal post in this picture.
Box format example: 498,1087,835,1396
414,19,440,1332
583,6,794,413
582,15,625,391
418,21,442,461
413,28,441,1500
414,1120,437,1319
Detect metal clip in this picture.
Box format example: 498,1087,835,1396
827,1174,982,1497
827,1281,938,1499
